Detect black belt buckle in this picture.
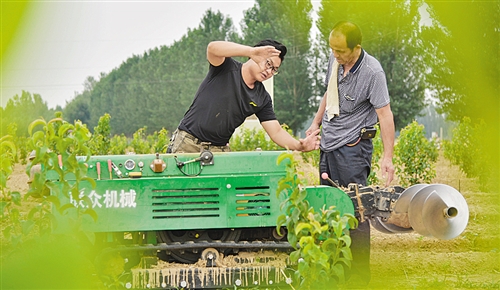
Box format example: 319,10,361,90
360,126,377,139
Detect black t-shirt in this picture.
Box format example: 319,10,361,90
178,57,277,145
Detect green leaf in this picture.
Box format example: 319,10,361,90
83,208,98,222
81,177,96,189
276,214,286,228
340,247,353,260
59,203,76,214
9,208,20,223
21,220,35,235
27,206,40,220
45,195,61,209
332,263,346,284
299,236,314,249
0,201,8,216
3,225,12,240
57,123,73,138
290,250,301,262
10,191,21,206
288,233,298,249
28,118,47,136
339,235,352,248
321,238,339,252
295,222,312,235
277,152,293,166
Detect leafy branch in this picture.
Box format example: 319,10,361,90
276,152,358,289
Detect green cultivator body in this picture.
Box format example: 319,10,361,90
50,151,354,233
44,150,468,289
47,151,354,288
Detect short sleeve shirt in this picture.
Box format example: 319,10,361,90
178,57,276,145
320,50,390,151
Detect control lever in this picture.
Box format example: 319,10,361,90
321,172,340,188
176,150,214,168
111,162,123,178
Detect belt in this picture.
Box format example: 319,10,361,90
178,130,202,144
178,130,227,148
346,137,361,147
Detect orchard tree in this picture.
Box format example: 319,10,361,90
423,2,499,191
1,91,54,137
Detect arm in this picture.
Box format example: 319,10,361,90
261,120,320,152
305,92,327,136
376,104,395,187
207,41,280,67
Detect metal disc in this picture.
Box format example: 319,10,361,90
393,184,428,214
370,217,395,234
380,218,414,233
407,185,436,237
421,184,469,240
371,216,414,234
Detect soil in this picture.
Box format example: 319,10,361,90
3,153,500,289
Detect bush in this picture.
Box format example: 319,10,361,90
394,121,438,187
443,117,496,192
88,113,111,155
276,152,357,289
368,124,383,185
229,125,290,151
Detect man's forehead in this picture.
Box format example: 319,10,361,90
329,33,348,49
269,56,282,67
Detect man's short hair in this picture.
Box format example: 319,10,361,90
331,21,362,50
254,39,287,62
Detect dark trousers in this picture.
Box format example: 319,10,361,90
319,139,373,284
319,138,372,187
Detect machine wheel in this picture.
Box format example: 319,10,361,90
157,229,241,263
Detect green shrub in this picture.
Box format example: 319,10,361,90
229,126,289,151
276,152,357,289
130,127,150,154
109,134,128,155
443,117,496,191
88,113,111,155
368,124,383,185
394,121,438,187
0,135,21,243
147,128,169,154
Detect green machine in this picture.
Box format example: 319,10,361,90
47,150,354,288
44,150,468,289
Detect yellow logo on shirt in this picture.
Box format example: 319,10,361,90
249,102,257,107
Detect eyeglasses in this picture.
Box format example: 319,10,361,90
265,59,280,75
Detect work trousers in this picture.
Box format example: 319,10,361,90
167,129,230,154
319,138,373,284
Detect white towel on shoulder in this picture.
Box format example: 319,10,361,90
326,59,340,121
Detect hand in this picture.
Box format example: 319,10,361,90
380,157,395,187
299,129,321,152
305,123,320,136
250,46,280,67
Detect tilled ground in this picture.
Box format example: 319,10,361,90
363,156,500,290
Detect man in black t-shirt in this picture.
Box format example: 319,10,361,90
168,39,320,153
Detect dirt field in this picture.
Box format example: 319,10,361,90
366,155,500,289
4,153,500,289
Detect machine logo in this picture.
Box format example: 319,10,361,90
70,189,138,209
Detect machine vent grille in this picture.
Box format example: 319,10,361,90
151,188,220,219
234,186,272,217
